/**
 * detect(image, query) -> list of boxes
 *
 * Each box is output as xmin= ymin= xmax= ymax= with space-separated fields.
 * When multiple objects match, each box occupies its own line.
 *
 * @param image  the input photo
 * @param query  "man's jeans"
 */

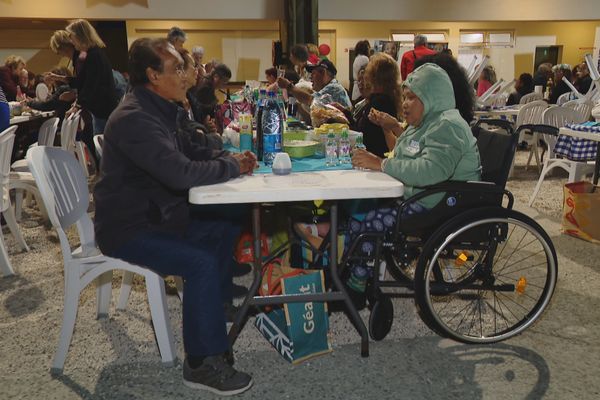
xmin=111 ymin=219 xmax=239 ymax=358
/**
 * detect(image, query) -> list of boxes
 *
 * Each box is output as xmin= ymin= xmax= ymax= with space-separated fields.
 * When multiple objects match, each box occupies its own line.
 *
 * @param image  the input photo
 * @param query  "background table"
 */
xmin=559 ymin=127 xmax=600 ymax=184
xmin=9 ymin=111 xmax=55 ymax=161
xmin=190 ymin=169 xmax=404 ymax=357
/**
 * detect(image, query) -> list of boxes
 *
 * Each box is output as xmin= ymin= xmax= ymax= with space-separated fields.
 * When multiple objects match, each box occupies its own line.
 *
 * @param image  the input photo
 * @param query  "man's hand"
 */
xmin=232 ymin=151 xmax=258 ymax=175
xmin=203 ymin=115 xmax=217 ymax=133
xmin=351 ymin=148 xmax=384 ymax=171
xmin=368 ymin=108 xmax=400 ymax=131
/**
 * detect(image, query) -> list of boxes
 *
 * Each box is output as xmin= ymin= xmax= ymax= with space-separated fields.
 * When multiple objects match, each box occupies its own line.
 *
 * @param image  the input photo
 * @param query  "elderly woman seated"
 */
xmin=350 ymin=63 xmax=481 ymax=234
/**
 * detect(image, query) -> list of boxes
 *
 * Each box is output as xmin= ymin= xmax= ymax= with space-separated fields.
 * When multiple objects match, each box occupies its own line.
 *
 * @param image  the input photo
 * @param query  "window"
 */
xmin=460 ymin=30 xmax=514 ymax=48
xmin=391 ymin=31 xmax=447 ymax=44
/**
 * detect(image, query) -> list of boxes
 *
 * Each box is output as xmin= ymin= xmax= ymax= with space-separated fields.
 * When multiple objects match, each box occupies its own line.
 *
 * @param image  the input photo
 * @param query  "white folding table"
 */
xmin=189 ymin=169 xmax=404 ymax=357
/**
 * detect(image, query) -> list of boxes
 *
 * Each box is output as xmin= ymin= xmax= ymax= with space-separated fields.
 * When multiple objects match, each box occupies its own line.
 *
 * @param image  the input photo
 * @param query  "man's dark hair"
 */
xmin=211 ymin=63 xmax=232 ymax=80
xmin=415 ymin=53 xmax=475 ymax=123
xmin=128 ymin=38 xmax=173 ymax=86
xmin=284 ymin=69 xmax=300 ymax=84
xmin=518 ymin=73 xmax=534 ymax=95
xmin=354 ymin=40 xmax=370 ymax=57
xmin=290 ymin=44 xmax=309 ymax=63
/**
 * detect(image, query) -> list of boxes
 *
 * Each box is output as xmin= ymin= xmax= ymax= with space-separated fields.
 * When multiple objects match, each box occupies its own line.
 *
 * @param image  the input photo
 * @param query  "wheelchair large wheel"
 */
xmin=414 ymin=208 xmax=557 ymax=344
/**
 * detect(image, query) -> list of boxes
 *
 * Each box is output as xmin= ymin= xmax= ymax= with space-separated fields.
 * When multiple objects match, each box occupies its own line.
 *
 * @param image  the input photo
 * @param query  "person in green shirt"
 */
xmin=352 ymin=62 xmax=481 ymax=210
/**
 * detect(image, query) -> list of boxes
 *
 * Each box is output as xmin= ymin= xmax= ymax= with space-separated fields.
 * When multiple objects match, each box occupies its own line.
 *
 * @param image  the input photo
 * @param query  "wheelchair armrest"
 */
xmin=393 ymin=180 xmax=514 ymax=232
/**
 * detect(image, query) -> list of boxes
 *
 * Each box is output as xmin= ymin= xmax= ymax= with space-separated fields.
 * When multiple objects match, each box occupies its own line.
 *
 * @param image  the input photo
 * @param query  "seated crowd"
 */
xmin=2 ymin=24 xmax=595 ymax=397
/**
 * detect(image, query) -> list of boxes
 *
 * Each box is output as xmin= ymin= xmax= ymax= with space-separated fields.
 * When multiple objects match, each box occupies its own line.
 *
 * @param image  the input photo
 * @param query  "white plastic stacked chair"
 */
xmin=0 ymin=127 xmax=30 ymax=277
xmin=519 ymin=92 xmax=543 ymax=104
xmin=528 ymin=107 xmax=595 ymax=206
xmin=563 ymin=99 xmax=594 ymax=122
xmin=515 ymin=100 xmax=548 ymax=172
xmin=93 ymin=134 xmax=104 ymax=159
xmin=26 ymin=146 xmax=176 ymax=373
xmin=556 ymin=91 xmax=576 ymax=106
xmin=59 ymin=112 xmax=90 ymax=177
xmin=10 ymin=117 xmax=59 ymax=220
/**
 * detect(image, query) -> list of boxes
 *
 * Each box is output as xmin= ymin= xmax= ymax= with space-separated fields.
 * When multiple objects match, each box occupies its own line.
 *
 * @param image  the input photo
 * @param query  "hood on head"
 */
xmin=403 ymin=63 xmax=455 ymax=117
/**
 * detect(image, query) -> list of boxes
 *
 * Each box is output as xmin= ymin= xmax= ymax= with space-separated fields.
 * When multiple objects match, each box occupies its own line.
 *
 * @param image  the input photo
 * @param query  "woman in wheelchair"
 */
xmin=344 ymin=63 xmax=557 ymax=344
xmin=350 ymin=63 xmax=480 ymax=249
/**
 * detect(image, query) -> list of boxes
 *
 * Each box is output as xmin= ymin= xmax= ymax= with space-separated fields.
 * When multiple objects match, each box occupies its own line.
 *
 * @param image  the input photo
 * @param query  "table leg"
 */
xmin=594 ymin=142 xmax=600 ymax=185
xmin=228 ymin=203 xmax=262 ymax=350
xmin=328 ymin=202 xmax=370 ymax=357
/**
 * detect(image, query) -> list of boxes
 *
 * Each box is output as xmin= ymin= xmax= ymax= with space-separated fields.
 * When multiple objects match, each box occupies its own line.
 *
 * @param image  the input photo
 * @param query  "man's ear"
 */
xmin=146 ymin=67 xmax=159 ymax=84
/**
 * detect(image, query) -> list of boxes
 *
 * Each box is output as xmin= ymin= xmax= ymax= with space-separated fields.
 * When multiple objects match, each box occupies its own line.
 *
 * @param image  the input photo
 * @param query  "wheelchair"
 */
xmin=337 ymin=119 xmax=558 ymax=344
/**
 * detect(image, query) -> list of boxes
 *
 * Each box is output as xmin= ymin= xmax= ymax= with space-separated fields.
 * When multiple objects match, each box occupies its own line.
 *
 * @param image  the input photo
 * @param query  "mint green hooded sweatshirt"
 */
xmin=382 ymin=63 xmax=481 ymax=209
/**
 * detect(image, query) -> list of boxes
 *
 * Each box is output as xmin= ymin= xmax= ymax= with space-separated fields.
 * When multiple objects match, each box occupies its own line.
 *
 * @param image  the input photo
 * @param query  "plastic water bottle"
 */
xmin=287 ymin=96 xmax=297 ymax=118
xmin=338 ymin=128 xmax=351 ymax=164
xmin=353 ymin=133 xmax=366 ymax=152
xmin=261 ymin=91 xmax=283 ymax=166
xmin=254 ymin=89 xmax=267 ymax=161
xmin=325 ymin=130 xmax=338 ymax=167
xmin=347 ymin=265 xmax=369 ymax=293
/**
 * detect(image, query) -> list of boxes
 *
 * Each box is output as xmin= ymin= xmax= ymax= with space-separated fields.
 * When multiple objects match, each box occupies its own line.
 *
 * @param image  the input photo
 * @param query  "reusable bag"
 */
xmin=562 ymin=181 xmax=600 ymax=243
xmin=255 ymin=269 xmax=332 ymax=364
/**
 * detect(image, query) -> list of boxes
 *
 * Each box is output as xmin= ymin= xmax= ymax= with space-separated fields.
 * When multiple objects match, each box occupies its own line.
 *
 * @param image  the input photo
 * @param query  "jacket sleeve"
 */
xmin=114 ymin=115 xmax=240 ymax=190
xmin=400 ymin=53 xmax=409 ymax=81
xmin=383 ymin=122 xmax=465 ymax=187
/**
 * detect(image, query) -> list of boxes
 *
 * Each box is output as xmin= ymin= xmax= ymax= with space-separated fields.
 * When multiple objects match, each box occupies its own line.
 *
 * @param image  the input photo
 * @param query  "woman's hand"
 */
xmin=368 ymin=108 xmax=399 ymax=131
xmin=351 ymin=148 xmax=384 ymax=171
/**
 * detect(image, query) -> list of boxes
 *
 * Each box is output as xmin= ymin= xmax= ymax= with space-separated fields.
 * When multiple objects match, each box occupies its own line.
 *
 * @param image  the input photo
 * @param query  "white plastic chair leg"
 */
xmin=75 ymin=142 xmax=89 ymax=177
xmin=117 ymin=270 xmax=134 ymax=310
xmin=528 ymin=161 xmax=554 ymax=207
xmin=145 ymin=273 xmax=177 ymax=366
xmin=51 ymin=282 xmax=80 ymax=374
xmin=3 ymin=205 xmax=29 ymax=252
xmin=0 ymin=233 xmax=15 ymax=277
xmin=96 ymin=271 xmax=112 ymax=318
xmin=14 ymin=189 xmax=23 ymax=222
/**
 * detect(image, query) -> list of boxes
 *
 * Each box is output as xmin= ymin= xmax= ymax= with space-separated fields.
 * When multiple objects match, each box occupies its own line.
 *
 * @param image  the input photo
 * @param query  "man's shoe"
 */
xmin=183 ymin=355 xmax=253 ymax=396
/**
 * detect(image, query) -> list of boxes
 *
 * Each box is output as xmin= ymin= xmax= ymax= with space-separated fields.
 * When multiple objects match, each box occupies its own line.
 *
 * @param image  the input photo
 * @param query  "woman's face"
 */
xmin=402 ymin=87 xmax=424 ymax=127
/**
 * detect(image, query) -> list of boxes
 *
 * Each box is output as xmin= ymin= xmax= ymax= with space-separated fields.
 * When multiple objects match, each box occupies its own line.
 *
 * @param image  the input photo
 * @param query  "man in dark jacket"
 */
xmin=93 ymin=38 xmax=255 ymax=396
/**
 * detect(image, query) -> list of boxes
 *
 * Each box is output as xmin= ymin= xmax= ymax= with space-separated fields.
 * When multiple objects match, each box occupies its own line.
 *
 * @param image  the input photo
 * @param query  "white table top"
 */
xmin=559 ymin=127 xmax=600 ymax=142
xmin=189 ymin=169 xmax=404 ymax=205
xmin=9 ymin=111 xmax=54 ymax=125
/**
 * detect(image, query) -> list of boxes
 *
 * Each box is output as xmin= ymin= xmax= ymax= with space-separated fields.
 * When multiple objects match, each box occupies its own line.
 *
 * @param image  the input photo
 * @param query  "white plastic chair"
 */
xmin=26 ymin=146 xmax=176 ymax=373
xmin=528 ymin=107 xmax=595 ymax=206
xmin=59 ymin=112 xmax=90 ymax=177
xmin=519 ymin=92 xmax=543 ymax=104
xmin=556 ymin=91 xmax=576 ymax=106
xmin=514 ymin=100 xmax=548 ymax=172
xmin=11 ymin=117 xmax=59 ymax=220
xmin=563 ymin=99 xmax=594 ymax=122
xmin=0 ymin=127 xmax=30 ymax=277
xmin=93 ymin=134 xmax=104 ymax=159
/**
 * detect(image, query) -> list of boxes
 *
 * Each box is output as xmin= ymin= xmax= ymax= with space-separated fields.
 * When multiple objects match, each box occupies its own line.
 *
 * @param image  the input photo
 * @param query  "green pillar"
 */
xmin=280 ymin=0 xmax=318 ymax=64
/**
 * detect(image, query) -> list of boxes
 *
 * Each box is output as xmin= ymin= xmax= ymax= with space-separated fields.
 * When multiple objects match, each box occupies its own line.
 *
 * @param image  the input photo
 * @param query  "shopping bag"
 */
xmin=562 ymin=181 xmax=600 ymax=243
xmin=254 ymin=270 xmax=332 ymax=364
xmin=235 ymin=232 xmax=269 ymax=264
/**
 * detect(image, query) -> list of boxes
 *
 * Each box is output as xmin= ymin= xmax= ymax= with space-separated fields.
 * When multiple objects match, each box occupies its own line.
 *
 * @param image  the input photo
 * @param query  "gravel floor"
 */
xmin=1 ymin=150 xmax=599 ymax=399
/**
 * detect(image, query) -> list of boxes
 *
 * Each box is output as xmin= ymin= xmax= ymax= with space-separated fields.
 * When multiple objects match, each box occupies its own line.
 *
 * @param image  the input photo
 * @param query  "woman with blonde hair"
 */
xmin=63 ymin=19 xmax=118 ymax=134
xmin=48 ymin=30 xmax=86 ymax=84
xmin=358 ymin=52 xmax=401 ymax=157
